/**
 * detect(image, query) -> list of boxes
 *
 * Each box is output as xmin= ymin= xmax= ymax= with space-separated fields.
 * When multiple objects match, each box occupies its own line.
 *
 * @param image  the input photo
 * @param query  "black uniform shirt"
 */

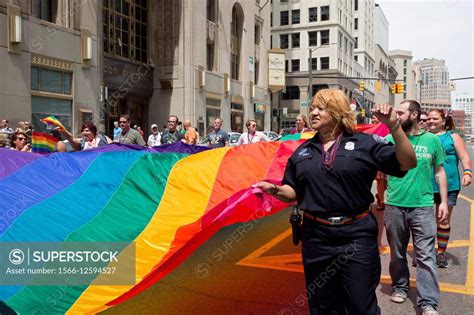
xmin=282 ymin=131 xmax=407 ymax=216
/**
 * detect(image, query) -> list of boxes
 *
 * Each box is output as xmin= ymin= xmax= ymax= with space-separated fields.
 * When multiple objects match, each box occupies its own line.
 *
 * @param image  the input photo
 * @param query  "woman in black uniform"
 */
xmin=255 ymin=89 xmax=416 ymax=314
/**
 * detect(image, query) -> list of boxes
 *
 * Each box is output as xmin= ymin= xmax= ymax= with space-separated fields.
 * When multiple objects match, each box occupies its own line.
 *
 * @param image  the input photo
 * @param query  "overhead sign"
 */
xmin=268 ymin=49 xmax=285 ymax=92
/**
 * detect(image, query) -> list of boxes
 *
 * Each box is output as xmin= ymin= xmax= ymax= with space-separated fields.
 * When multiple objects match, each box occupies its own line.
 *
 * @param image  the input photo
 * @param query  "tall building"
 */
xmin=102 ymin=0 xmax=271 ymax=136
xmin=373 ymin=3 xmax=397 ymax=107
xmin=453 ymin=93 xmax=474 ymax=135
xmin=353 ymin=0 xmax=375 ymax=103
xmin=0 ymin=1 xmax=100 ymax=135
xmin=271 ymin=0 xmax=360 ymax=129
xmin=413 ymin=58 xmax=451 ymax=111
xmin=389 ymin=49 xmax=417 ymax=106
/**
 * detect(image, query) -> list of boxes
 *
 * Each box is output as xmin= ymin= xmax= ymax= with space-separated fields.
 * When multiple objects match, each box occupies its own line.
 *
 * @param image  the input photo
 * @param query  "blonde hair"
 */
xmin=309 ymin=89 xmax=356 ymax=136
xmin=296 ymin=114 xmax=310 ymax=128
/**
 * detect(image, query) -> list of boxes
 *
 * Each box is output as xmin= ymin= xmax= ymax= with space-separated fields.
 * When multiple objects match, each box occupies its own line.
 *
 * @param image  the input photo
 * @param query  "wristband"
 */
xmin=464 ymin=169 xmax=472 ymax=177
xmin=270 ymin=184 xmax=279 ymax=195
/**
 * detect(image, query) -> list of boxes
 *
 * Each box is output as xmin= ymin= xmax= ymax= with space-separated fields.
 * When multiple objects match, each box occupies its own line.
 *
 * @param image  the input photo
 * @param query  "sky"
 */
xmin=375 ymin=0 xmax=474 ymax=99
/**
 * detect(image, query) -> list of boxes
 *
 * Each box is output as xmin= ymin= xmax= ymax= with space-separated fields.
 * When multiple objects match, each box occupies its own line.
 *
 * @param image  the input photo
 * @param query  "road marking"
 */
xmin=459 ymin=194 xmax=474 ymax=294
xmin=238 ymin=195 xmax=474 ymax=296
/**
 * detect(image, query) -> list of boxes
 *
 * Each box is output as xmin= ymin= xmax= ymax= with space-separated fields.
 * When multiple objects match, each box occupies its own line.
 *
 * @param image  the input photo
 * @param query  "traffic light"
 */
xmin=359 ymin=81 xmax=365 ymax=91
xmin=391 ymin=83 xmax=397 ymax=94
xmin=397 ymin=83 xmax=404 ymax=94
xmin=375 ymin=80 xmax=381 ymax=92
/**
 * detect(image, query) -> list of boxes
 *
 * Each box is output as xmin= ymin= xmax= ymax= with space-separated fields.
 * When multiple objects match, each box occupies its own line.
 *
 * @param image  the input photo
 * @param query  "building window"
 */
xmin=281 ymin=0 xmax=288 ymax=2
xmin=309 ymin=7 xmax=317 ymax=22
xmin=321 ymin=6 xmax=330 ymax=21
xmin=280 ymin=34 xmax=289 ymax=49
xmin=320 ymin=30 xmax=330 ymax=45
xmin=282 ymin=86 xmax=300 ymax=100
xmin=206 ymin=99 xmax=221 ymax=133
xmin=354 ymin=36 xmax=358 ymax=49
xmin=280 ymin=11 xmax=289 ymax=25
xmin=270 ymin=12 xmax=272 ymax=27
xmin=310 ymin=58 xmax=317 ymax=71
xmin=320 ymin=57 xmax=330 ymax=69
xmin=354 ymin=18 xmax=358 ymax=30
xmin=285 ymin=60 xmax=288 ymax=72
xmin=308 ymin=31 xmax=317 ymax=46
xmin=292 ymin=9 xmax=300 ymax=24
xmin=231 ymin=103 xmax=244 ymax=132
xmin=207 ymin=0 xmax=217 ymax=71
xmin=354 ymin=0 xmax=358 ymax=11
xmin=291 ymin=33 xmax=300 ymax=48
xmin=103 ymin=0 xmax=148 ymax=63
xmin=291 ymin=59 xmax=300 ymax=72
xmin=338 ymin=32 xmax=343 ymax=48
xmin=230 ymin=5 xmax=243 ymax=80
xmin=34 ymin=0 xmax=54 ymax=22
xmin=31 ymin=66 xmax=73 ymax=132
xmin=404 ymin=59 xmax=407 ymax=67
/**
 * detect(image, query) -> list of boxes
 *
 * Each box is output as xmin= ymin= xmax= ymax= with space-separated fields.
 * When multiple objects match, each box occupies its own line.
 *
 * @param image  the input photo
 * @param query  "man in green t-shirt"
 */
xmin=384 ymin=100 xmax=448 ymax=315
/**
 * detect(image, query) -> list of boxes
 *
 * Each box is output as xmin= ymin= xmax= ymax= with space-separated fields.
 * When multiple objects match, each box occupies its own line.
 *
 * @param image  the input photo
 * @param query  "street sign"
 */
xmin=268 ymin=49 xmax=286 ymax=92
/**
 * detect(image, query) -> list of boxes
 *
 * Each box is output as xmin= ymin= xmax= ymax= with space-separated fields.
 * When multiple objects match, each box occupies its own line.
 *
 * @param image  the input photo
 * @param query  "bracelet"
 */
xmin=389 ymin=119 xmax=401 ymax=132
xmin=270 ymin=184 xmax=279 ymax=195
xmin=464 ymin=169 xmax=472 ymax=177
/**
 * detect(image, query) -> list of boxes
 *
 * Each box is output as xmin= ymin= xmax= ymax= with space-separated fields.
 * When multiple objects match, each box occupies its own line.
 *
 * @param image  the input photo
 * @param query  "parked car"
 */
xmin=228 ymin=132 xmax=241 ymax=146
xmin=263 ymin=131 xmax=280 ymax=141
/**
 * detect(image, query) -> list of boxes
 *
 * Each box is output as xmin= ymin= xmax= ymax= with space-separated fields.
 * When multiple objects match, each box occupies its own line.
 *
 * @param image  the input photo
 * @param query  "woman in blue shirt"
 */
xmin=427 ymin=109 xmax=472 ymax=268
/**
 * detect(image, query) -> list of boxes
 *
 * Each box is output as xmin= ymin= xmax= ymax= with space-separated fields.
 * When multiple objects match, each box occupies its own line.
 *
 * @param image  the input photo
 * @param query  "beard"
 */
xmin=401 ymin=117 xmax=414 ymax=132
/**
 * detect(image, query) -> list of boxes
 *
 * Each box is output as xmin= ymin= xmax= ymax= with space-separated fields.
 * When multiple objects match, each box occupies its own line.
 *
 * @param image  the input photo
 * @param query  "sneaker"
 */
xmin=390 ymin=291 xmax=407 ymax=303
xmin=437 ymin=253 xmax=448 ymax=268
xmin=421 ymin=306 xmax=438 ymax=315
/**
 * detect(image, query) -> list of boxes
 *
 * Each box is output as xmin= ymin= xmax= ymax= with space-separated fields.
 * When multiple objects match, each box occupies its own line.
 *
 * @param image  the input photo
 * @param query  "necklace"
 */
xmin=321 ymin=133 xmax=343 ymax=170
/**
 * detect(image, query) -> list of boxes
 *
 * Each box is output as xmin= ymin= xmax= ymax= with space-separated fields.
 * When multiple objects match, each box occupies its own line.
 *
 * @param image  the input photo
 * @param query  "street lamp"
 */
xmin=308 ymin=42 xmax=337 ymax=100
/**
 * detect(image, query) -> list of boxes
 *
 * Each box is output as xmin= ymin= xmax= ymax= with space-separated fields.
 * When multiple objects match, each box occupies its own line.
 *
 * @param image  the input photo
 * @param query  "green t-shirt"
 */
xmin=386 ymin=131 xmax=445 ymax=207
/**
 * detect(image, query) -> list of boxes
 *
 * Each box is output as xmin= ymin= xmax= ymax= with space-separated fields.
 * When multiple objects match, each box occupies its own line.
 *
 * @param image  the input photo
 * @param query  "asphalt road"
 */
xmin=105 ymin=145 xmax=474 ymax=315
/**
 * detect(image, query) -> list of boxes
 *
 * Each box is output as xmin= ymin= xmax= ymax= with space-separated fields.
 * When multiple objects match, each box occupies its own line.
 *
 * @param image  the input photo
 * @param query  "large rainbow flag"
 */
xmin=0 ymin=141 xmax=302 ymax=314
xmin=0 ymin=124 xmax=388 ymax=313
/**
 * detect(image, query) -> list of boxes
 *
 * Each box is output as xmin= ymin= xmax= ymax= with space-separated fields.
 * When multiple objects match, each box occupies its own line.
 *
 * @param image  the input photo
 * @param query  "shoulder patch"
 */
xmin=372 ymin=134 xmax=389 ymax=144
xmin=298 ymin=148 xmax=311 ymax=157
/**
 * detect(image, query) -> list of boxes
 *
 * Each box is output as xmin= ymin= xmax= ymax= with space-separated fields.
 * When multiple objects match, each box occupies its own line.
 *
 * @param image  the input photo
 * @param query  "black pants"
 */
xmin=301 ymin=213 xmax=381 ymax=315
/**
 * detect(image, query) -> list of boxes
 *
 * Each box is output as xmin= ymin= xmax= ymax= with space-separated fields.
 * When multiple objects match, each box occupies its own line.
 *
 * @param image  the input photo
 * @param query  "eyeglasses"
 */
xmin=168 ymin=120 xmax=177 ymax=123
xmin=420 ymin=119 xmax=427 ymax=122
xmin=17 ymin=137 xmax=26 ymax=141
xmin=249 ymin=124 xmax=257 ymax=127
xmin=119 ymin=121 xmax=128 ymax=124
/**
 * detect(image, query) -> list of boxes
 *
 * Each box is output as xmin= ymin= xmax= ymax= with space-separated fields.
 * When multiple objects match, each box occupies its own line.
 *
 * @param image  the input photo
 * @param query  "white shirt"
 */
xmin=147 ymin=133 xmax=161 ymax=147
xmin=237 ymin=132 xmax=269 ymax=145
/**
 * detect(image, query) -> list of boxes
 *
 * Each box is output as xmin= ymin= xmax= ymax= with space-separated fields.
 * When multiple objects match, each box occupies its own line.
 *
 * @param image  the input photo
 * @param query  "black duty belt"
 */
xmin=303 ymin=210 xmax=371 ymax=226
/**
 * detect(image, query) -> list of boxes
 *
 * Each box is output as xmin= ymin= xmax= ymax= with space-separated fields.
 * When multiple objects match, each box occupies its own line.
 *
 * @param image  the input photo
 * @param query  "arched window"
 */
xmin=230 ymin=4 xmax=244 ymax=80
